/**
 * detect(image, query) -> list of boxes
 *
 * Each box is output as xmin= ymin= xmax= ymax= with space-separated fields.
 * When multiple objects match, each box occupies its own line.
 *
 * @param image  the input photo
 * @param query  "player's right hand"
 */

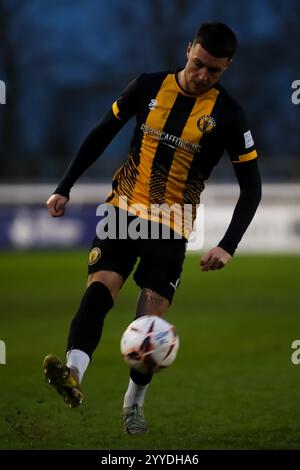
xmin=46 ymin=194 xmax=69 ymax=217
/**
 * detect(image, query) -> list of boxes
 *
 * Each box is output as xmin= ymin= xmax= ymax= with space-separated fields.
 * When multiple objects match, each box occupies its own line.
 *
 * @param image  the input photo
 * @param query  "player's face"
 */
xmin=183 ymin=42 xmax=231 ymax=95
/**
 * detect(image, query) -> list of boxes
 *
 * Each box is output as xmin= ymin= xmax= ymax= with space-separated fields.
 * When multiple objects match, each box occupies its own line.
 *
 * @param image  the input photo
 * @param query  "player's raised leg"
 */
xmin=122 ymin=288 xmax=169 ymax=434
xmin=43 ymin=270 xmax=122 ymax=407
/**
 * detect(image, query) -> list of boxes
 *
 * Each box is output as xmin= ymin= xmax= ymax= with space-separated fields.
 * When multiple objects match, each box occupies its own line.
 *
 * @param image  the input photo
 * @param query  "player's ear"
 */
xmin=226 ymin=58 xmax=233 ymax=68
xmin=186 ymin=42 xmax=192 ymax=59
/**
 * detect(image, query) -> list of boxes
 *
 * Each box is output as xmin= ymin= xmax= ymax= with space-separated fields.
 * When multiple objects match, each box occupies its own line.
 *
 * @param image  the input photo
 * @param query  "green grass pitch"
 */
xmin=0 ymin=251 xmax=300 ymax=450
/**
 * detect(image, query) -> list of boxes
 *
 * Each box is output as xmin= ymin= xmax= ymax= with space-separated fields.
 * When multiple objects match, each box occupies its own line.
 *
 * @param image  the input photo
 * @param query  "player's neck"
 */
xmin=176 ymin=69 xmax=193 ymax=95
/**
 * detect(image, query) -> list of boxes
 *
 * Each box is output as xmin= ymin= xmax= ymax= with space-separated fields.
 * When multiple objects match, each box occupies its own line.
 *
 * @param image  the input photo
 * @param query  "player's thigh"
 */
xmin=87 ymin=237 xmax=137 ymax=300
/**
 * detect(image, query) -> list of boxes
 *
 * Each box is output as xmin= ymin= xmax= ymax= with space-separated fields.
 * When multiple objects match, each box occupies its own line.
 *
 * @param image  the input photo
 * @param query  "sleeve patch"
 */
xmin=244 ymin=130 xmax=254 ymax=149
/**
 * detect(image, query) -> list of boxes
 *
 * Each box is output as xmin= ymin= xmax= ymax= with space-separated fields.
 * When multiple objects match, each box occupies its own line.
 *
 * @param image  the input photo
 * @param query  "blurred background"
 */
xmin=0 ymin=0 xmax=300 ymax=181
xmin=0 ymin=0 xmax=299 ymax=251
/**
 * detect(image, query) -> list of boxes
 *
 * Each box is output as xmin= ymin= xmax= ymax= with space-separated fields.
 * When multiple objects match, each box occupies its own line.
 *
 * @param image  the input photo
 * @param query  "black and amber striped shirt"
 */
xmin=106 ymin=71 xmax=257 ymax=236
xmin=55 ymin=70 xmax=261 ymax=251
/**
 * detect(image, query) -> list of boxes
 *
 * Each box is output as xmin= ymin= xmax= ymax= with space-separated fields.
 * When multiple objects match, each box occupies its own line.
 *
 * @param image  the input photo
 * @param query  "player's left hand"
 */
xmin=200 ymin=246 xmax=232 ymax=272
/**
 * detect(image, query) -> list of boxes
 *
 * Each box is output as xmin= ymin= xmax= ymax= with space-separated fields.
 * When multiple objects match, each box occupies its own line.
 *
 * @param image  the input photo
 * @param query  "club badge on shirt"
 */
xmin=197 ymin=115 xmax=216 ymax=133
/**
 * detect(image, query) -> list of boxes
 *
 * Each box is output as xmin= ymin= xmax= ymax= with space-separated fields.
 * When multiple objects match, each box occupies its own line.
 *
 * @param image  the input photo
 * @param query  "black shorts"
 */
xmin=87 ymin=210 xmax=187 ymax=303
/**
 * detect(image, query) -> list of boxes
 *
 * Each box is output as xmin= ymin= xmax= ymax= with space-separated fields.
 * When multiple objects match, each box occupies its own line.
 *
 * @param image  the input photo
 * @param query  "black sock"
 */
xmin=130 ymin=368 xmax=153 ymax=386
xmin=67 ymin=281 xmax=114 ymax=359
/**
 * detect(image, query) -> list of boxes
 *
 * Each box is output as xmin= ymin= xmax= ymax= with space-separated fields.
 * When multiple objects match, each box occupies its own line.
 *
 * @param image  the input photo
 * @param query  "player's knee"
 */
xmin=88 ymin=271 xmax=123 ymax=301
xmin=135 ymin=288 xmax=170 ymax=318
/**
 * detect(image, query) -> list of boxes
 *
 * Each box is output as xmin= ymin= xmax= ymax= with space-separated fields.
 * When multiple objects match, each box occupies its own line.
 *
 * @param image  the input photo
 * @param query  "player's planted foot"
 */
xmin=43 ymin=354 xmax=83 ymax=408
xmin=122 ymin=404 xmax=148 ymax=435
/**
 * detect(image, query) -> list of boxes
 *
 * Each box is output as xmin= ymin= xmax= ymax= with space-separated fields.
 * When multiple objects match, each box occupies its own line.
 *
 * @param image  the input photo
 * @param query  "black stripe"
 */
xmin=183 ymin=90 xmax=221 ymax=209
xmin=149 ymin=94 xmax=196 ymax=204
xmin=183 ymin=134 xmax=209 ymax=207
xmin=125 ymin=73 xmax=169 ymax=205
xmin=132 ymin=74 xmax=169 ymax=162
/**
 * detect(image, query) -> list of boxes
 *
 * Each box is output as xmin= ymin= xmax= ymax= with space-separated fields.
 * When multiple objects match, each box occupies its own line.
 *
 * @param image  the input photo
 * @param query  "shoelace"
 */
xmin=126 ymin=407 xmax=145 ymax=428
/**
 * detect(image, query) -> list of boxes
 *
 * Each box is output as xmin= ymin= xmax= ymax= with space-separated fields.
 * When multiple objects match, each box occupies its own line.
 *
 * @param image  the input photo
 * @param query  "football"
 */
xmin=120 ymin=315 xmax=179 ymax=374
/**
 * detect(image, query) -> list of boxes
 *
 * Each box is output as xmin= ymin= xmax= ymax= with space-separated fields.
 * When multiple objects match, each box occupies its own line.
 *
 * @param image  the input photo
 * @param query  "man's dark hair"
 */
xmin=193 ymin=22 xmax=237 ymax=59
